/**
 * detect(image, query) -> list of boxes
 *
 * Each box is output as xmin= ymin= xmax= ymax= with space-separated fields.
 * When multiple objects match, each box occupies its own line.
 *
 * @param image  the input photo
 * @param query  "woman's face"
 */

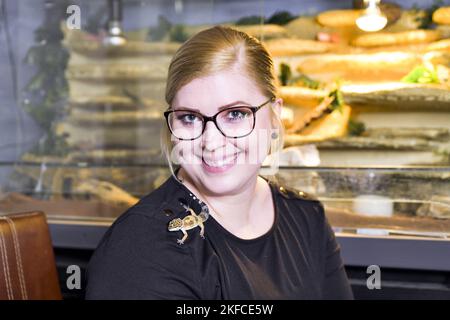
xmin=170 ymin=68 xmax=281 ymax=196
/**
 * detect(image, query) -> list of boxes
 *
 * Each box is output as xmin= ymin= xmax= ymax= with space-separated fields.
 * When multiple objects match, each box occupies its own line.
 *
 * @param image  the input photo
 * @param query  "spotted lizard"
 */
xmin=168 ymin=204 xmax=209 ymax=245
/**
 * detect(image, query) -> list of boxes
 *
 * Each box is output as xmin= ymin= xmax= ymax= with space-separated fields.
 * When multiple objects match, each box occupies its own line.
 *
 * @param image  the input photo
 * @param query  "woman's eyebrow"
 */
xmin=172 ymin=106 xmax=201 ymax=112
xmin=218 ymin=100 xmax=251 ymax=110
xmin=173 ymin=101 xmax=251 ymax=112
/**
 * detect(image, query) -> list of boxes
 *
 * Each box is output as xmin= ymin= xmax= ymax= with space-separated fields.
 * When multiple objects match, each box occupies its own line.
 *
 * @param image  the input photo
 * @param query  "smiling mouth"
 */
xmin=201 ymin=153 xmax=239 ymax=168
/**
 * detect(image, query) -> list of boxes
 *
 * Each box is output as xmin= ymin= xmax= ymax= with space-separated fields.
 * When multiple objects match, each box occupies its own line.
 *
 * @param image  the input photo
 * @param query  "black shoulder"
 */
xmin=274 ymin=183 xmax=326 ymax=227
xmin=86 ymin=211 xmax=201 ymax=299
xmin=276 ymin=185 xmax=321 ymax=203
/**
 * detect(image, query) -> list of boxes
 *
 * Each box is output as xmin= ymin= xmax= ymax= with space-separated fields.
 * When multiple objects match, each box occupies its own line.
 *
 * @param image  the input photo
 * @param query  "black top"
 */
xmin=85 ymin=172 xmax=353 ymax=300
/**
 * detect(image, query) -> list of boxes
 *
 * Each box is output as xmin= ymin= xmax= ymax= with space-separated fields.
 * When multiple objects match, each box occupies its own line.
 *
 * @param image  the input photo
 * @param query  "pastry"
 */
xmin=316 ymin=10 xmax=363 ymax=27
xmin=427 ymin=39 xmax=450 ymax=52
xmin=352 ymin=30 xmax=441 ymax=47
xmin=280 ymin=86 xmax=327 ymax=108
xmin=295 ymin=52 xmax=421 ymax=82
xmin=264 ymin=38 xmax=335 ymax=56
xmin=284 ymin=105 xmax=351 ymax=145
xmin=432 ymin=6 xmax=450 ymax=25
xmin=234 ymin=24 xmax=289 ymax=39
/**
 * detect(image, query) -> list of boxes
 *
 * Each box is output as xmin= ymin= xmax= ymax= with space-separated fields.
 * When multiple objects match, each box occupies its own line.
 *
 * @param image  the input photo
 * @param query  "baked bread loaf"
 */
xmin=234 ymin=24 xmax=289 ymax=39
xmin=316 ymin=10 xmax=363 ymax=27
xmin=284 ymin=105 xmax=351 ymax=145
xmin=432 ymin=6 xmax=450 ymax=25
xmin=295 ymin=52 xmax=421 ymax=82
xmin=280 ymin=86 xmax=327 ymax=108
xmin=427 ymin=39 xmax=450 ymax=52
xmin=264 ymin=38 xmax=335 ymax=56
xmin=352 ymin=30 xmax=441 ymax=47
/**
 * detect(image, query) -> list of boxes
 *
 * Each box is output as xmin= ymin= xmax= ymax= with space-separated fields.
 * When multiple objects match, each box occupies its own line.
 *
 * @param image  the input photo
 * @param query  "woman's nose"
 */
xmin=201 ymin=121 xmax=226 ymax=151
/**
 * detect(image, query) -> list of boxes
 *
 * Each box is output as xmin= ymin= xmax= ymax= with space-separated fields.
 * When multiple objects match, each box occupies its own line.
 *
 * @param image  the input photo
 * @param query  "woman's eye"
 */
xmin=177 ymin=113 xmax=201 ymax=124
xmin=226 ymin=109 xmax=251 ymax=121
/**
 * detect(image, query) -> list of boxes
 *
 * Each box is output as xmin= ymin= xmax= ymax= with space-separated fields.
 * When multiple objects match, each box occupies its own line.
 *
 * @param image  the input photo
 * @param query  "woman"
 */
xmin=85 ymin=26 xmax=353 ymax=300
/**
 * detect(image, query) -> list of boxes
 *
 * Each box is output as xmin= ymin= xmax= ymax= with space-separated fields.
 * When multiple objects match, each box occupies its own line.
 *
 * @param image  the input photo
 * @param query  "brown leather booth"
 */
xmin=0 ymin=211 xmax=61 ymax=300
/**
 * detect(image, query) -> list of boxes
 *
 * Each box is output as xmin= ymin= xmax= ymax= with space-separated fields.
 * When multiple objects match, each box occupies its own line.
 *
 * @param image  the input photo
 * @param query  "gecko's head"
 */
xmin=168 ymin=218 xmax=183 ymax=231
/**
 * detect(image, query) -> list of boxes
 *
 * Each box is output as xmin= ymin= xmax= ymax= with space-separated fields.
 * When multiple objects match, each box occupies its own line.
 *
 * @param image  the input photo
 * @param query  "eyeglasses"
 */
xmin=164 ymin=97 xmax=275 ymax=141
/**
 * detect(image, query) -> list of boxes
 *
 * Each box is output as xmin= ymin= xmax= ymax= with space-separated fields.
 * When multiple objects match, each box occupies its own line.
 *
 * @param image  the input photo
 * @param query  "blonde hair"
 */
xmin=160 ymin=25 xmax=284 ymax=178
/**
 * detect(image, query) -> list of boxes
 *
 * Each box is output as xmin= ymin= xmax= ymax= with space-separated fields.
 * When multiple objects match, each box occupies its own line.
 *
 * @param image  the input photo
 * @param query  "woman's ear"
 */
xmin=273 ymin=97 xmax=283 ymax=117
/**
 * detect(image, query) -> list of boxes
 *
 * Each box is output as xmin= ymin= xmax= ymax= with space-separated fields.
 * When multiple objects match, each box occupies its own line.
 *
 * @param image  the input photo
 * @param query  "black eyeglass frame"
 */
xmin=164 ymin=97 xmax=275 ymax=141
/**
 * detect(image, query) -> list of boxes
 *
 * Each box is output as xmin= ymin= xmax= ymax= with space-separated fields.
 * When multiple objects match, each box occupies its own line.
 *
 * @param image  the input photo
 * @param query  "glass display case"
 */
xmin=0 ymin=161 xmax=449 ymax=271
xmin=1 ymin=162 xmax=450 ymax=239
xmin=1 ymin=0 xmax=449 ymax=280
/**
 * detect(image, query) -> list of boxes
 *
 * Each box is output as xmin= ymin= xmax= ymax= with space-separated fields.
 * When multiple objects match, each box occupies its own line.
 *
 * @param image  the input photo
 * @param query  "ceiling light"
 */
xmin=103 ymin=0 xmax=127 ymax=47
xmin=356 ymin=0 xmax=388 ymax=32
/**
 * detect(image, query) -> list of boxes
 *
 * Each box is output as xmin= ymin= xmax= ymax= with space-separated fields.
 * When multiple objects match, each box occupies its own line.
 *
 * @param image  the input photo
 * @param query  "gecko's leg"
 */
xmin=178 ymin=229 xmax=188 ymax=245
xmin=198 ymin=220 xmax=205 ymax=239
